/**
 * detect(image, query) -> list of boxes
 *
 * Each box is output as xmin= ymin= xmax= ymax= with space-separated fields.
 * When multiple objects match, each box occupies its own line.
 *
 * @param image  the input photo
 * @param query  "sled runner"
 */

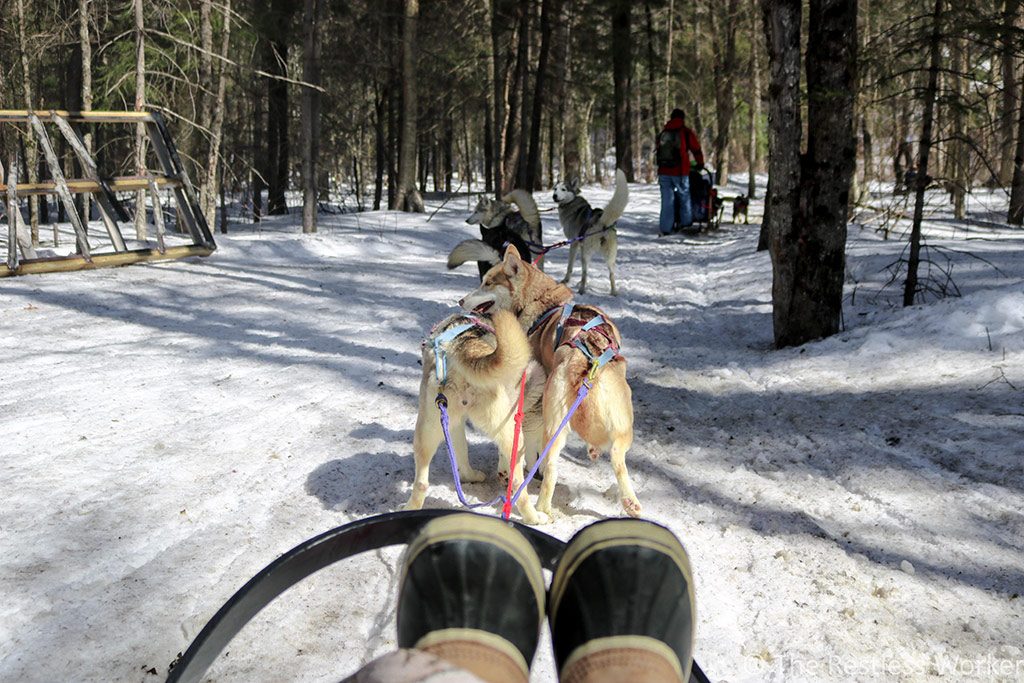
xmin=166 ymin=510 xmax=712 ymax=683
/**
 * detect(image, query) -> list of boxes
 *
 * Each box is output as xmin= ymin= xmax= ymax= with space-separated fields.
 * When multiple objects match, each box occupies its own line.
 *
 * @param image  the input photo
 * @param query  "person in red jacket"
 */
xmin=656 ymin=109 xmax=704 ymax=234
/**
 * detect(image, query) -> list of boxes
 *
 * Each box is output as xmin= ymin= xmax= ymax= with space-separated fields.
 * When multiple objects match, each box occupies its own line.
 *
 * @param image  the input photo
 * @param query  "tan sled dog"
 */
xmin=459 ymin=247 xmax=641 ymax=519
xmin=404 ymin=309 xmax=550 ymax=525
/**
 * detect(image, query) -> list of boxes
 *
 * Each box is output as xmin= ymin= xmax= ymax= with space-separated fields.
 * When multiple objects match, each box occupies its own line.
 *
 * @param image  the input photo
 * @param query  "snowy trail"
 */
xmin=1 ymin=179 xmax=1022 ymax=682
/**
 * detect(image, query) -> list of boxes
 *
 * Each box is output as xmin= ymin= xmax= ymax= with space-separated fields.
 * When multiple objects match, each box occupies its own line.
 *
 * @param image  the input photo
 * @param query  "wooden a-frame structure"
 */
xmin=1 ymin=109 xmax=215 ymax=277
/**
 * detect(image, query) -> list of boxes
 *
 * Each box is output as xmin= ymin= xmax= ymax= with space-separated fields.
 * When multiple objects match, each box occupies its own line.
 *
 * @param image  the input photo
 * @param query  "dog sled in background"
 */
xmin=551 ymin=168 xmax=629 ymax=296
xmin=448 ymin=190 xmax=543 ymax=279
xmin=404 ymin=309 xmax=552 ymax=525
xmin=671 ymin=167 xmax=725 ymax=234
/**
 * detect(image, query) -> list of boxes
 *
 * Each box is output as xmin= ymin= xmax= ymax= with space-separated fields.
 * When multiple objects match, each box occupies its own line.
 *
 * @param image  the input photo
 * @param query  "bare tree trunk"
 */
xmin=392 ymin=0 xmax=424 ymax=212
xmin=664 ymin=0 xmax=675 ymax=121
xmin=15 ymin=0 xmax=40 ymax=247
xmin=266 ymin=0 xmax=294 ymax=215
xmin=611 ymin=0 xmax=634 ymax=180
xmin=301 ymin=0 xmax=322 ymax=232
xmin=998 ymin=0 xmax=1020 ymax=186
xmin=483 ymin=1 xmax=495 ymax=195
xmin=903 ymin=0 xmax=942 ymax=306
xmin=713 ymin=0 xmax=741 ymax=185
xmin=526 ymin=0 xmax=554 ymax=191
xmin=79 ymin=0 xmax=93 ymax=224
xmin=373 ymin=87 xmax=385 ymax=210
xmin=491 ymin=0 xmax=506 ymax=197
xmin=748 ymin=0 xmax=761 ymax=199
xmin=503 ymin=0 xmax=528 ymax=191
xmin=204 ymin=0 xmax=232 ymax=231
xmin=643 ymin=0 xmax=660 ymax=180
xmin=763 ymin=0 xmax=857 ymax=346
xmin=1008 ymin=69 xmax=1024 ymax=223
xmin=198 ymin=0 xmax=214 ymax=221
xmin=252 ymin=84 xmax=265 ymax=221
xmin=133 ymin=0 xmax=147 ymax=241
xmin=950 ymin=35 xmax=966 ymax=219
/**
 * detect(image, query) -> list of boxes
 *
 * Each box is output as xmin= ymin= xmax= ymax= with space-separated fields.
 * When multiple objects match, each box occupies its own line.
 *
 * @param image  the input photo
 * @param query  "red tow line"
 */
xmin=502 ymin=370 xmax=528 ymax=520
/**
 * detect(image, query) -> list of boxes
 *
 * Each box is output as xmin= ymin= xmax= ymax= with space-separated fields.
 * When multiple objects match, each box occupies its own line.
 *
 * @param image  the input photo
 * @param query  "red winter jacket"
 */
xmin=657 ymin=117 xmax=704 ymax=176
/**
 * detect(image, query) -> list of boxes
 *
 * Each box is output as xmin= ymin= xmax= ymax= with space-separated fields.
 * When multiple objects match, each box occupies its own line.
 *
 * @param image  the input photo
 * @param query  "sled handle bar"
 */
xmin=166 ymin=509 xmax=711 ymax=683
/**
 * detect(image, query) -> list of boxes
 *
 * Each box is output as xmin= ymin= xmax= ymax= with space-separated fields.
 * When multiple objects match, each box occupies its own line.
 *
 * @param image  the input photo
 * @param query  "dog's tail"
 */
xmin=596 ymin=168 xmax=629 ymax=229
xmin=447 ymin=239 xmax=501 ymax=269
xmin=501 ymin=189 xmax=540 ymax=231
xmin=454 ymin=310 xmax=531 ymax=387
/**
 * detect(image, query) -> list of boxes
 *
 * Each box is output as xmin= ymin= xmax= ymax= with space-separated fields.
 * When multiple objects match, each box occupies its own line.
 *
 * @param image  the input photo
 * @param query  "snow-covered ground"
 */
xmin=1 ymin=177 xmax=1022 ymax=682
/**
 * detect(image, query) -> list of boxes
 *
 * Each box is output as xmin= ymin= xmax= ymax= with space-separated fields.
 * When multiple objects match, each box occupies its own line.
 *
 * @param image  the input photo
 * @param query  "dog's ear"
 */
xmin=502 ymin=245 xmax=523 ymax=276
xmin=570 ymin=176 xmax=580 ymax=190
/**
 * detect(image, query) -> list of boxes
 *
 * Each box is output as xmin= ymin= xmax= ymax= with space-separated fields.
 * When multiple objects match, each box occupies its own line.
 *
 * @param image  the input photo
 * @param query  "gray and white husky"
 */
xmin=551 ymin=169 xmax=628 ymax=296
xmin=449 ymin=190 xmax=543 ymax=278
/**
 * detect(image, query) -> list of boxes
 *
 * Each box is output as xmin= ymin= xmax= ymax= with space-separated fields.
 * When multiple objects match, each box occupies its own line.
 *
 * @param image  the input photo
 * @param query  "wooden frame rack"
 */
xmin=0 ymin=109 xmax=215 ymax=277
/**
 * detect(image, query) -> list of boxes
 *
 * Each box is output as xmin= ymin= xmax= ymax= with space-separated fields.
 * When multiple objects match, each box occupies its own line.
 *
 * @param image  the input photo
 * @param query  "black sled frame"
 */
xmin=166 ymin=510 xmax=712 ymax=683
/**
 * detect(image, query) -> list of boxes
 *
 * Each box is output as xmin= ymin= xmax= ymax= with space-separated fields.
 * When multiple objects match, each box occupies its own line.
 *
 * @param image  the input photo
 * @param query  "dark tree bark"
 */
xmin=712 ymin=0 xmax=741 ymax=184
xmin=505 ymin=0 xmax=528 ymax=191
xmin=525 ymin=0 xmax=554 ymax=191
xmin=392 ymin=0 xmax=424 ymax=212
xmin=748 ymin=0 xmax=762 ymax=199
xmin=490 ymin=0 xmax=506 ymax=197
xmin=643 ymin=0 xmax=659 ymax=130
xmin=611 ymin=0 xmax=634 ymax=180
xmin=762 ymin=0 xmax=857 ymax=347
xmin=1008 ymin=69 xmax=1024 ymax=223
xmin=265 ymin=0 xmax=294 ymax=215
xmin=998 ymin=0 xmax=1020 ymax=186
xmin=300 ymin=0 xmax=322 ymax=233
xmin=373 ymin=87 xmax=385 ymax=210
xmin=903 ymin=0 xmax=942 ymax=305
xmin=252 ymin=82 xmax=265 ymax=221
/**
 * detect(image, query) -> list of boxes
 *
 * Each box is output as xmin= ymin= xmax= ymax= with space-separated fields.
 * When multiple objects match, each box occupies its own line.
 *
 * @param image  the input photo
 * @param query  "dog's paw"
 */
xmin=460 ymin=468 xmax=486 ymax=484
xmin=577 ymin=284 xmax=587 ymax=294
xmin=521 ymin=510 xmax=552 ymax=525
xmin=559 ymin=276 xmax=570 ymax=284
xmin=587 ymin=446 xmax=601 ymax=461
xmin=622 ymin=497 xmax=643 ymax=518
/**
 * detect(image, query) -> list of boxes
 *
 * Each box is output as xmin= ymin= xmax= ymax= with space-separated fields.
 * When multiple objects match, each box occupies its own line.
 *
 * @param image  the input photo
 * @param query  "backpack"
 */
xmin=656 ymin=128 xmax=682 ymax=167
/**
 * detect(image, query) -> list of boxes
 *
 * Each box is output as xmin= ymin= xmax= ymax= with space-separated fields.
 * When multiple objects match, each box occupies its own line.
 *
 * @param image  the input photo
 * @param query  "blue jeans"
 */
xmin=658 ymin=174 xmax=691 ymax=234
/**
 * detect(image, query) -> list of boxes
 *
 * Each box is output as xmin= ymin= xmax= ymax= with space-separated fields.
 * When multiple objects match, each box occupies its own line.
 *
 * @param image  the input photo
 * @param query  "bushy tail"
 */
xmin=596 ymin=169 xmax=629 ymax=229
xmin=454 ymin=310 xmax=531 ymax=387
xmin=447 ymin=239 xmax=501 ymax=269
xmin=501 ymin=189 xmax=540 ymax=231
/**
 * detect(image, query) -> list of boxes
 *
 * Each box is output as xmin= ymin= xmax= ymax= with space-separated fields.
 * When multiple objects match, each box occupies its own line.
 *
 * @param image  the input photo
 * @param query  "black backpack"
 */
xmin=656 ymin=129 xmax=682 ymax=167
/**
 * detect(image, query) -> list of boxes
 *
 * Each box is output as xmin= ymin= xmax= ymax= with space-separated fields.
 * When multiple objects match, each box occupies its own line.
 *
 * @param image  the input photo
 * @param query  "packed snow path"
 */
xmin=1 ymin=179 xmax=1022 ymax=682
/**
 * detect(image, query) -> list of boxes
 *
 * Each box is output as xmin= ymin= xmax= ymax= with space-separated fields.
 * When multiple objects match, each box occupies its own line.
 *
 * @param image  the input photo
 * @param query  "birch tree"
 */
xmin=133 ymin=0 xmax=147 ymax=241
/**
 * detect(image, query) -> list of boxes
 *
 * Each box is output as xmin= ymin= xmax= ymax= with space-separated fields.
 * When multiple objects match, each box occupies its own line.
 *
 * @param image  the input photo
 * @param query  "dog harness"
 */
xmin=528 ymin=303 xmax=622 ymax=377
xmin=427 ymin=314 xmax=494 ymax=385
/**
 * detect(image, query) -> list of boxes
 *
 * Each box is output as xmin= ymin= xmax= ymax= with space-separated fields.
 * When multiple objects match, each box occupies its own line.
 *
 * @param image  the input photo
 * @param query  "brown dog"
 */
xmin=459 ymin=246 xmax=641 ymax=520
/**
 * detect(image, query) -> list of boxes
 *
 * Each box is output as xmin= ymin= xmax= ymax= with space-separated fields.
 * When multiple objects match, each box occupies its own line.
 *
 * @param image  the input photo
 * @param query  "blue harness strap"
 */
xmin=430 ymin=314 xmax=491 ymax=384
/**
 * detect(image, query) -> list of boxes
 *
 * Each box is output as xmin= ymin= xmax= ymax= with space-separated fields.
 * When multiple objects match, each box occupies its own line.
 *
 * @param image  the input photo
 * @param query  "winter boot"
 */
xmin=397 ymin=513 xmax=545 ymax=683
xmin=548 ymin=519 xmax=696 ymax=683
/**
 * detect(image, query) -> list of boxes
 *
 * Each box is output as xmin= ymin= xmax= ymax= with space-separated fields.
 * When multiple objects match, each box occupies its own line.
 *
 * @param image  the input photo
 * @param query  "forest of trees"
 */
xmin=2 ymin=0 xmax=1023 ymax=344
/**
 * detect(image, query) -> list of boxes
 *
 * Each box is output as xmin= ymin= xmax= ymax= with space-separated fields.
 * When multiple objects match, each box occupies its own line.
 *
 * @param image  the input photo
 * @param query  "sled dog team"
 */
xmin=405 ymin=171 xmax=640 ymax=524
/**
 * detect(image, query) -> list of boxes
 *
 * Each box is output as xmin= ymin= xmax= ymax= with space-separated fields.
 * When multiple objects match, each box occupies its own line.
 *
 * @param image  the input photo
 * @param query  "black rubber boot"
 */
xmin=548 ymin=519 xmax=696 ymax=683
xmin=397 ymin=513 xmax=545 ymax=683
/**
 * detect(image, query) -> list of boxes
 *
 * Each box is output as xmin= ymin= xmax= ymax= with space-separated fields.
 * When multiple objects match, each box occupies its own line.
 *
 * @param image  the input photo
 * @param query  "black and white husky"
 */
xmin=551 ymin=169 xmax=628 ymax=296
xmin=448 ymin=190 xmax=542 ymax=279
